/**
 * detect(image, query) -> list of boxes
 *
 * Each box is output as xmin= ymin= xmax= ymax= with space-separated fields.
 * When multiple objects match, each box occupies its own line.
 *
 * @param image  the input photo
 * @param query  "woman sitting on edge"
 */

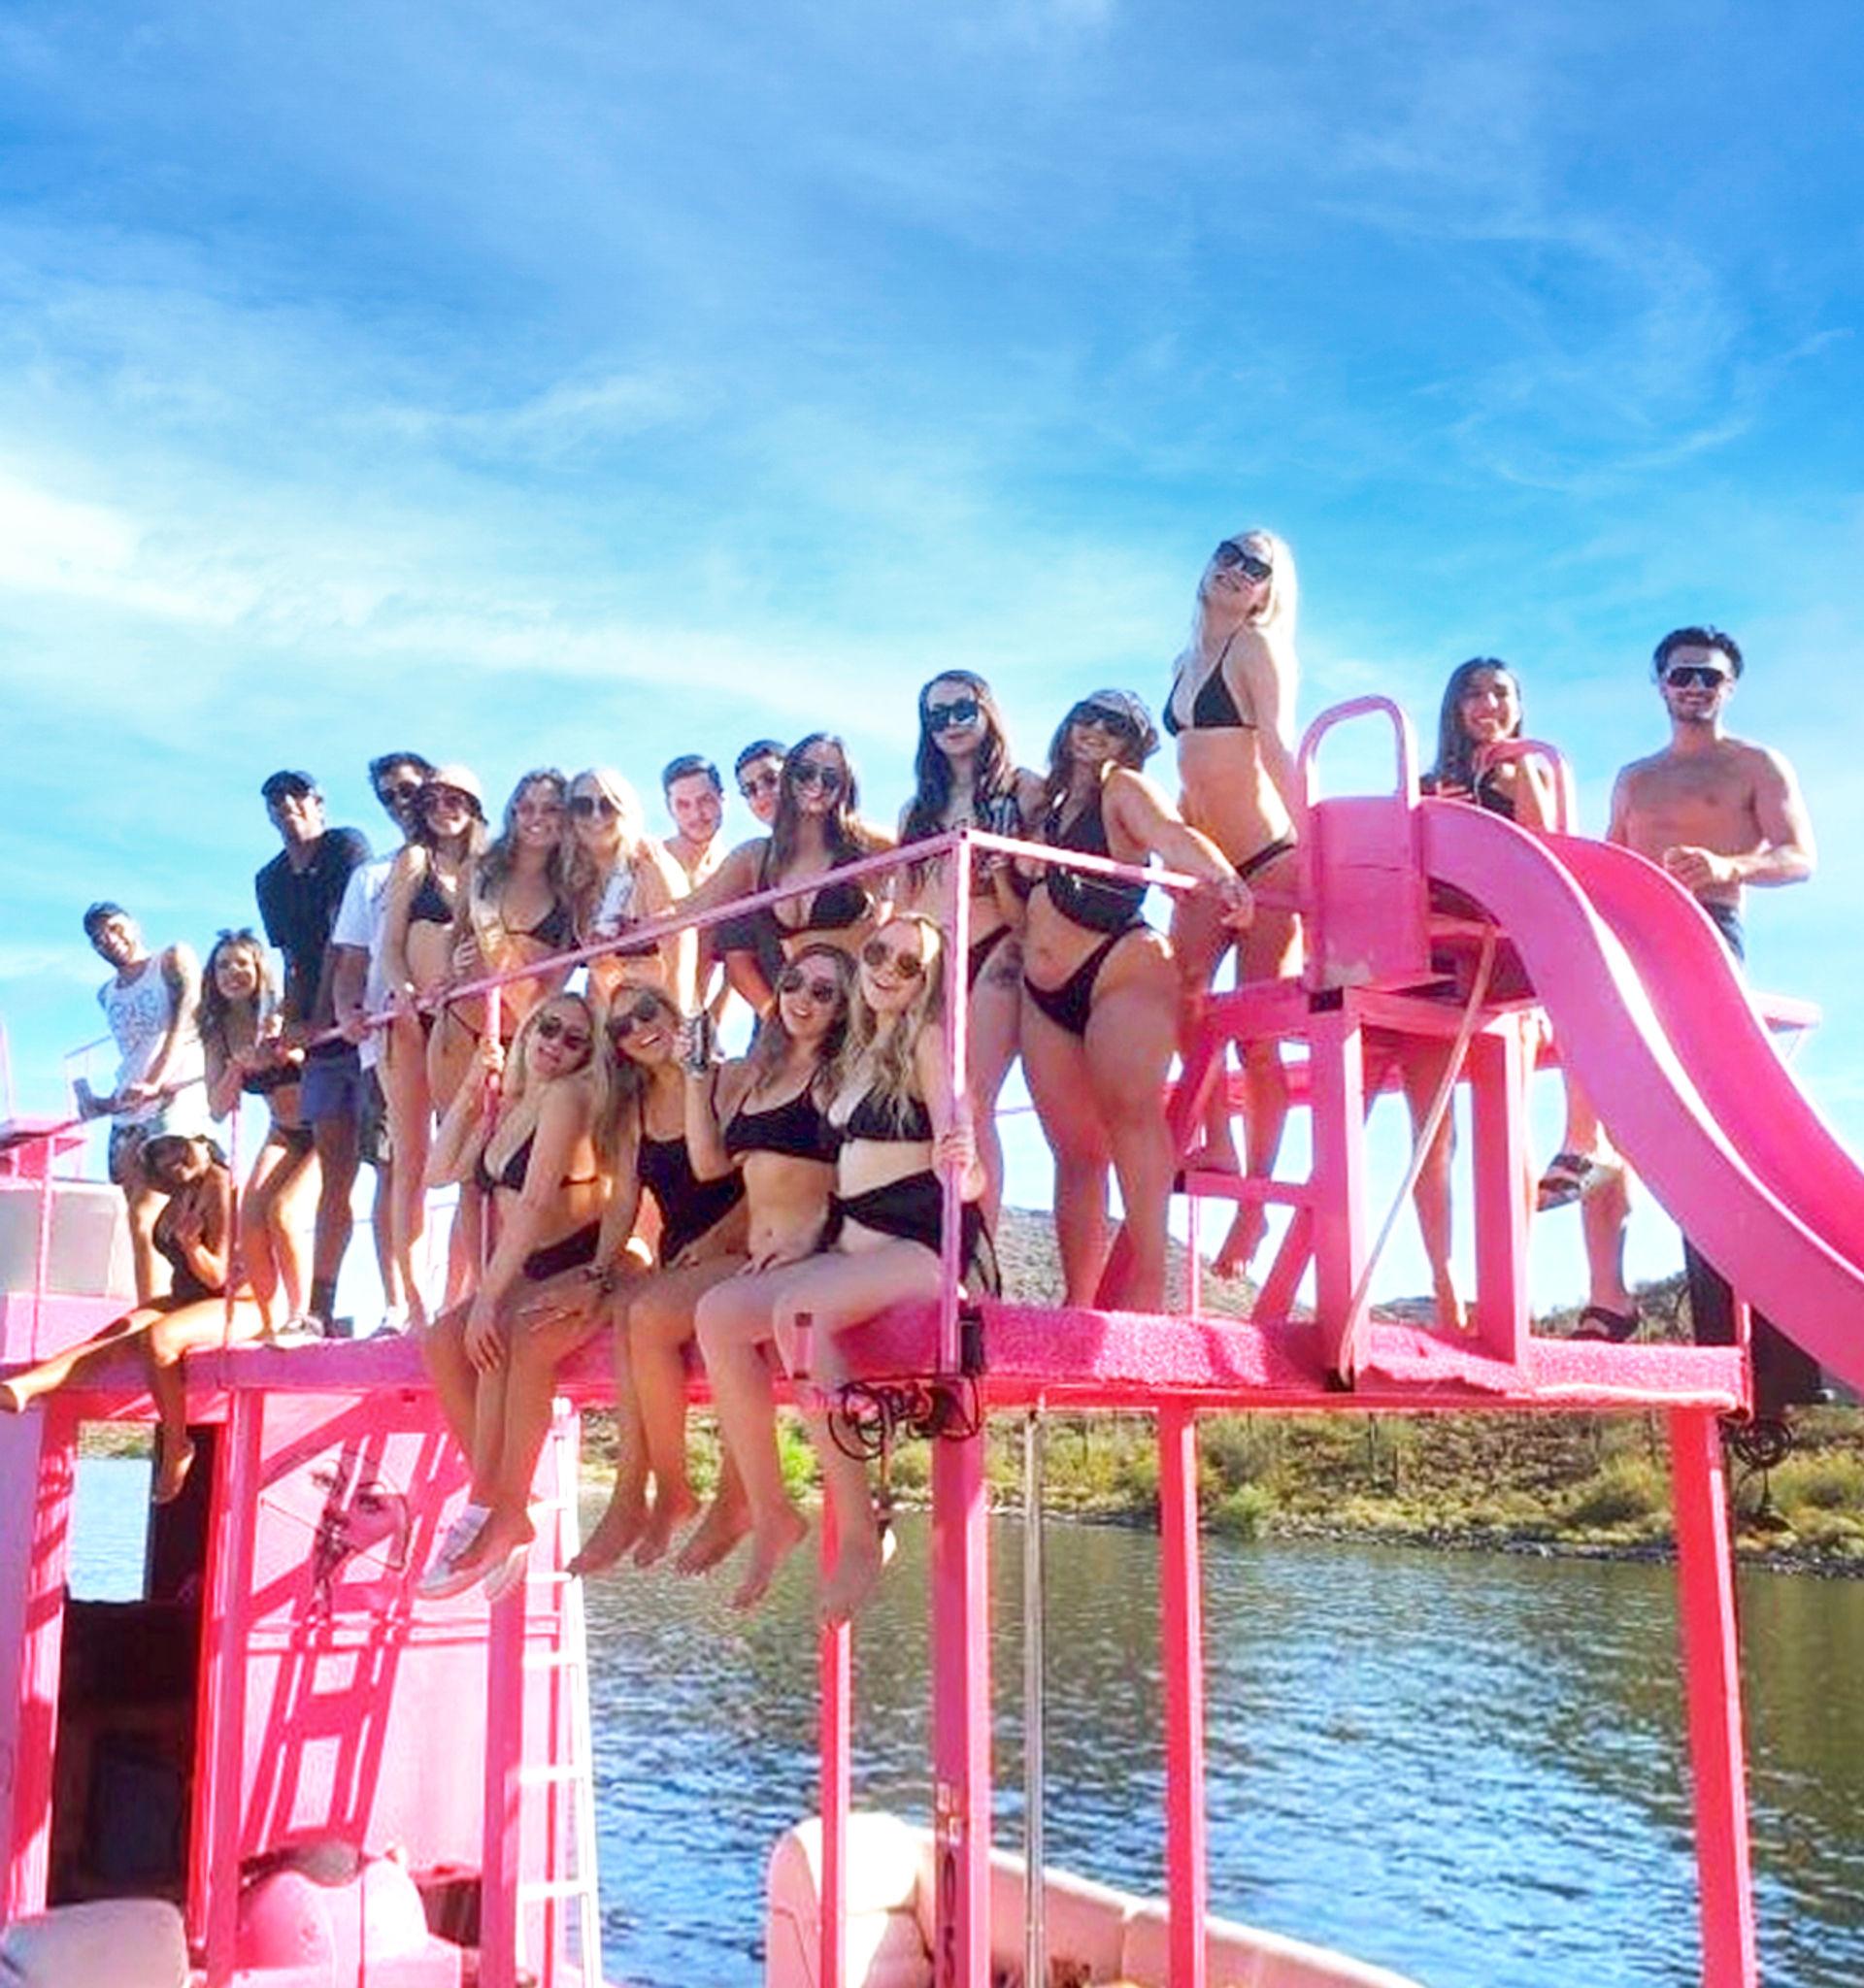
xmin=697 ymin=913 xmax=994 ymax=1623
xmin=1020 ymin=690 xmax=1250 ymax=1313
xmin=566 ymin=767 xmax=693 ymax=1012
xmin=197 ymin=929 xmax=316 ymax=1332
xmin=896 ymin=671 xmax=1043 ymax=1223
xmin=1 ymin=1133 xmax=263 ymax=1503
xmin=633 ymin=943 xmax=850 ymax=1574
xmin=690 ymin=734 xmax=893 ymax=1018
xmin=559 ymin=983 xmax=752 ymax=1575
xmin=1164 ymin=531 xmax=1303 ymax=1279
xmin=379 ymin=765 xmax=487 ymax=1321
xmin=416 ymin=992 xmax=612 ymax=1602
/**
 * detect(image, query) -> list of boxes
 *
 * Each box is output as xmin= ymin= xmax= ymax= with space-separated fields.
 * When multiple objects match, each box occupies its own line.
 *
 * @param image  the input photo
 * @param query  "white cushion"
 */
xmin=0 ymin=1899 xmax=189 ymax=1988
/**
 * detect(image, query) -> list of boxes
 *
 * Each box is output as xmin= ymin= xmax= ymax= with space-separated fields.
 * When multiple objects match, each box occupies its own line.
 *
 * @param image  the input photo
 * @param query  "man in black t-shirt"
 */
xmin=254 ymin=770 xmax=371 ymax=1336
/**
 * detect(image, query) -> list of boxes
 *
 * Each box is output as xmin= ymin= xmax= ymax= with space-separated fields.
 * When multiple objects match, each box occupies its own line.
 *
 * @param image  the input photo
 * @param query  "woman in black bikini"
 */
xmin=698 ymin=913 xmax=994 ymax=1622
xmin=433 ymin=769 xmax=575 ymax=1100
xmin=416 ymin=992 xmax=612 ymax=1601
xmin=688 ymin=734 xmax=892 ymax=1016
xmin=553 ymin=982 xmax=754 ymax=1575
xmin=379 ymin=765 xmax=486 ymax=1322
xmin=897 ymin=672 xmax=1044 ymax=1223
xmin=198 ymin=929 xmax=315 ymax=1332
xmin=566 ymin=766 xmax=693 ymax=1012
xmin=1166 ymin=530 xmax=1304 ymax=1278
xmin=574 ymin=946 xmax=853 ymax=1576
xmin=0 ymin=1133 xmax=264 ymax=1504
xmin=1021 ymin=691 xmax=1250 ymax=1313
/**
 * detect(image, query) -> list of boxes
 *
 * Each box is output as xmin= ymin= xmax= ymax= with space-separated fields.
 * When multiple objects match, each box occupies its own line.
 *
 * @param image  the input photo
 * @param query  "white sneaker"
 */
xmin=417 ymin=1505 xmax=490 ymax=1601
xmin=372 ymin=1307 xmax=408 ymax=1338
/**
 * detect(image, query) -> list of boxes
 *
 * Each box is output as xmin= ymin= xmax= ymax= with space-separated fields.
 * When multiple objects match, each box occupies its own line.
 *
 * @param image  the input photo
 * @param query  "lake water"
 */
xmin=69 ymin=1459 xmax=1864 ymax=1988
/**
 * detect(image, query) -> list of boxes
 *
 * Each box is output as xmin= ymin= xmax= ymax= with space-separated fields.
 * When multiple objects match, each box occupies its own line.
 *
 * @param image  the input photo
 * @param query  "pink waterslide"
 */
xmin=1420 ymin=799 xmax=1864 ymax=1388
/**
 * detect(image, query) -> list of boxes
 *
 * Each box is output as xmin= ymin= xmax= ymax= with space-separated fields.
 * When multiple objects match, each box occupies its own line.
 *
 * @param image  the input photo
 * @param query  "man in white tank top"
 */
xmin=82 ymin=902 xmax=207 ymax=1304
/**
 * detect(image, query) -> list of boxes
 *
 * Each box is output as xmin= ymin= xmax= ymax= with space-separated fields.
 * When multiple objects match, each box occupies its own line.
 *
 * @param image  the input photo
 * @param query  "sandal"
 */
xmin=1571 ymin=1304 xmax=1641 ymax=1343
xmin=1536 ymin=1151 xmax=1616 ymax=1212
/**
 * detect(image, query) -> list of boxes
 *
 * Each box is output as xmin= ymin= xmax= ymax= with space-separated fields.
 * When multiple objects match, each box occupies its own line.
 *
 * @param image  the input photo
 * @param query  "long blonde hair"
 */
xmin=566 ymin=767 xmax=653 ymax=936
xmin=594 ymin=983 xmax=682 ymax=1167
xmin=502 ymin=993 xmax=608 ymax=1151
xmin=831 ymin=914 xmax=946 ymax=1132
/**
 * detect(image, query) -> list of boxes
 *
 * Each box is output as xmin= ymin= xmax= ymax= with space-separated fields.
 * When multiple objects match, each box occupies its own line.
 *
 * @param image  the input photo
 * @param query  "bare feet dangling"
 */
xmin=152 ymin=1432 xmax=196 ymax=1506
xmin=818 ymin=1528 xmax=887 ymax=1627
xmin=567 ymin=1487 xmax=648 ymax=1578
xmin=729 ymin=1503 xmax=810 ymax=1613
xmin=674 ymin=1489 xmax=750 ymax=1576
xmin=632 ymin=1487 xmax=699 ymax=1569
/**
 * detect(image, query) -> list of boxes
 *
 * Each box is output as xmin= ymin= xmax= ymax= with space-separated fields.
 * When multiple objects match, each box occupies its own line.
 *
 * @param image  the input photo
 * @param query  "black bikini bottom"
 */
xmin=967 ymin=922 xmax=1013 ymax=991
xmin=522 ymin=1221 xmax=601 ymax=1282
xmin=830 ymin=1174 xmax=999 ymax=1297
xmin=1236 ymin=833 xmax=1298 ymax=885
xmin=265 ymin=1123 xmax=316 ymax=1159
xmin=1022 ymin=920 xmax=1148 ymax=1040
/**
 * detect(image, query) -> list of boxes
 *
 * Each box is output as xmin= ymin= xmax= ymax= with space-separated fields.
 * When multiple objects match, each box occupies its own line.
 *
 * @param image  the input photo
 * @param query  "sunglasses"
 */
xmin=1663 ymin=665 xmax=1731 ymax=690
xmin=533 ymin=1013 xmax=592 ymax=1055
xmin=777 ymin=968 xmax=844 ymax=1003
xmin=607 ymin=996 xmax=668 ymax=1041
xmin=738 ymin=768 xmax=782 ymax=799
xmin=861 ymin=938 xmax=926 ymax=980
xmin=423 ymin=786 xmax=473 ymax=812
xmin=379 ymin=779 xmax=424 ymax=805
xmin=1070 ymin=702 xmax=1139 ymax=740
xmin=787 ymin=761 xmax=845 ymax=795
xmin=570 ymin=792 xmax=619 ymax=819
xmin=1212 ymin=540 xmax=1273 ymax=583
xmin=925 ymin=694 xmax=982 ymax=734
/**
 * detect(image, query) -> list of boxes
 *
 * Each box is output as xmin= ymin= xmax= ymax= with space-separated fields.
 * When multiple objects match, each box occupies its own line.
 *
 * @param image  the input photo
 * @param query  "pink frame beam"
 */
xmin=1670 ymin=1408 xmax=1757 ymax=1988
xmin=1158 ymin=1405 xmax=1207 ymax=1988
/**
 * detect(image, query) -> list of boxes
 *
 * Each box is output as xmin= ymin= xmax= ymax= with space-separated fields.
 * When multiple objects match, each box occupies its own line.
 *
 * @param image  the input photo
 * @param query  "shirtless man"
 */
xmin=80 ymin=904 xmax=208 ymax=1303
xmin=660 ymin=755 xmax=726 ymax=888
xmin=1581 ymin=627 xmax=1819 ymax=1411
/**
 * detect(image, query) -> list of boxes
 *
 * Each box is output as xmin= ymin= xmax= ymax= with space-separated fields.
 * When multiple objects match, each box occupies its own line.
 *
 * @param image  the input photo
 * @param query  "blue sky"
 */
xmin=3 ymin=0 xmax=1860 ymax=1308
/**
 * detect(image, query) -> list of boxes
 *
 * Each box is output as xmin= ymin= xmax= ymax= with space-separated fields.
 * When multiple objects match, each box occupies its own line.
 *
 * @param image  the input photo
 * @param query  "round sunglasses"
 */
xmin=861 ymin=938 xmax=926 ymax=980
xmin=532 ymin=1012 xmax=592 ymax=1056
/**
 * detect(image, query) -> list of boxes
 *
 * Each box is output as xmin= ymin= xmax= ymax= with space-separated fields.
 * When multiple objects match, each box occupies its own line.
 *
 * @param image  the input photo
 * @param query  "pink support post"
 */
xmin=929 ymin=1427 xmax=990 ymax=1988
xmin=3 ymin=1412 xmax=72 ymax=1920
xmin=1467 ymin=1017 xmax=1530 ymax=1364
xmin=198 ymin=1389 xmax=264 ymax=1981
xmin=938 ymin=834 xmax=974 ymax=1373
xmin=1157 ymin=1403 xmax=1207 ymax=1988
xmin=819 ymin=1518 xmax=851 ymax=1988
xmin=1669 ymin=1408 xmax=1757 ymax=1988
xmin=479 ymin=1594 xmax=525 ymax=1988
xmin=1306 ymin=1001 xmax=1369 ymax=1381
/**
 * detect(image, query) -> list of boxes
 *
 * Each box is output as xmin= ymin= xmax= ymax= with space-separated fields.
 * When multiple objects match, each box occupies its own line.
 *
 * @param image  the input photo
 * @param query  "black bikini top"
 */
xmin=724 ymin=1084 xmax=841 ymax=1164
xmin=759 ymin=845 xmax=875 ymax=934
xmin=519 ymin=899 xmax=576 ymax=951
xmin=409 ymin=854 xmax=456 ymax=928
xmin=1163 ymin=636 xmax=1253 ymax=737
xmin=839 ymin=1088 xmax=934 ymax=1145
xmin=475 ymin=1128 xmax=601 ymax=1197
xmin=1038 ymin=789 xmax=1149 ymax=936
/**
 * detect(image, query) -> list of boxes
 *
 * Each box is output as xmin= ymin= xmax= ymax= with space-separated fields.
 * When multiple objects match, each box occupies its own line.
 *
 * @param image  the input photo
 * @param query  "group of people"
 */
xmin=11 ymin=525 xmax=1819 ymax=1596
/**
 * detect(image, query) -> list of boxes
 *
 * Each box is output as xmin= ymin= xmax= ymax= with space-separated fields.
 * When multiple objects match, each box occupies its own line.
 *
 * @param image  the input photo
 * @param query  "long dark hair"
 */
xmin=197 ymin=929 xmax=276 ymax=1059
xmin=769 ymin=734 xmax=878 ymax=876
xmin=901 ymin=672 xmax=1019 ymax=847
xmin=476 ymin=768 xmax=572 ymax=901
xmin=1428 ymin=658 xmax=1520 ymax=795
xmin=1038 ymin=690 xmax=1158 ymax=819
xmin=744 ymin=943 xmax=855 ymax=1090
